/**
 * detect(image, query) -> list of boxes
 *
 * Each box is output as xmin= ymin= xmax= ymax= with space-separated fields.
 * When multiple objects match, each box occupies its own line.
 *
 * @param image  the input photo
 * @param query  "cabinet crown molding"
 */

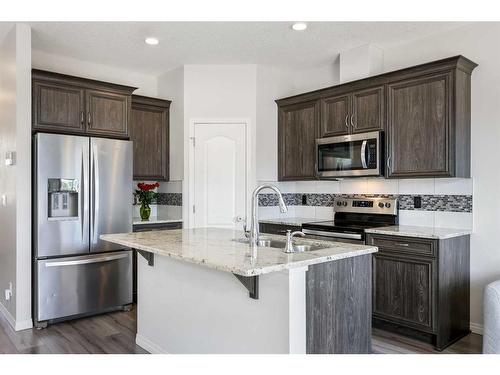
xmin=32 ymin=69 xmax=138 ymax=95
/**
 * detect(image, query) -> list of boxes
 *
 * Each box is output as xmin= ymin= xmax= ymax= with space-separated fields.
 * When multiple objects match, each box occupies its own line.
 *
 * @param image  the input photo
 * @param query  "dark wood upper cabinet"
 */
xmin=32 ymin=69 xmax=136 ymax=139
xmin=278 ymin=100 xmax=319 ymax=181
xmin=387 ymin=73 xmax=452 ymax=178
xmin=320 ymin=86 xmax=385 ymax=137
xmin=351 ymin=85 xmax=385 ymax=134
xmin=320 ymin=94 xmax=350 ymax=137
xmin=86 ymin=90 xmax=130 ymax=138
xmin=276 ymin=56 xmax=477 ymax=180
xmin=33 ymin=80 xmax=85 ymax=133
xmin=130 ymin=95 xmax=171 ymax=181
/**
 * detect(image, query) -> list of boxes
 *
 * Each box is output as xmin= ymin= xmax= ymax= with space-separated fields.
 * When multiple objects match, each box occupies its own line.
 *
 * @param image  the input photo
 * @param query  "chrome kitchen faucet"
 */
xmin=245 ymin=184 xmax=288 ymax=247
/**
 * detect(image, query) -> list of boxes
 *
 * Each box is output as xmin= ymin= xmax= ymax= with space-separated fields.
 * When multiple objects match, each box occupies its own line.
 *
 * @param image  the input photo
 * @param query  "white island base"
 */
xmin=136 ymin=254 xmax=308 ymax=354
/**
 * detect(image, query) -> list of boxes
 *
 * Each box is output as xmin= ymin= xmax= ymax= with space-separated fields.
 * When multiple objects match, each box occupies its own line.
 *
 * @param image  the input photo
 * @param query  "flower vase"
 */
xmin=140 ymin=204 xmax=151 ymax=221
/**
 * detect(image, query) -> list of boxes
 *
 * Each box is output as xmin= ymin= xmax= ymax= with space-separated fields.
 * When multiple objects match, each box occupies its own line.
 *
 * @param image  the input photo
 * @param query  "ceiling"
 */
xmin=27 ymin=22 xmax=468 ymax=76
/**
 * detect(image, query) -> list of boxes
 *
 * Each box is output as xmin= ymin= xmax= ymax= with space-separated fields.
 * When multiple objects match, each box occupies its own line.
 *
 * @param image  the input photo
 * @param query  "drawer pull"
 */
xmin=396 ymin=243 xmax=410 ymax=247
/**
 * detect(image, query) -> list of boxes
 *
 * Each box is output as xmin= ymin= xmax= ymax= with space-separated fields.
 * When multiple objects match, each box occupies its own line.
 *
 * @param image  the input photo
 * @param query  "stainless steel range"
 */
xmin=302 ymin=197 xmax=398 ymax=244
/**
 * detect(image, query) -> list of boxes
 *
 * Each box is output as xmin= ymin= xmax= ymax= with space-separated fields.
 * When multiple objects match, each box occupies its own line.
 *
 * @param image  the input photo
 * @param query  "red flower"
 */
xmin=137 ymin=182 xmax=160 ymax=191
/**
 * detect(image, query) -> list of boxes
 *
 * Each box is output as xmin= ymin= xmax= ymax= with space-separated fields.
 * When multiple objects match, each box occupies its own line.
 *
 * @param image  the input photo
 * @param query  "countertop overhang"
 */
xmin=100 ymin=228 xmax=377 ymax=277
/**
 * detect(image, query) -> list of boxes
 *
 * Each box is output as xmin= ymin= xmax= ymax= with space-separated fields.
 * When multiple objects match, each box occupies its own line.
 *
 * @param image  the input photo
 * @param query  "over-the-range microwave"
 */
xmin=316 ymin=130 xmax=384 ymax=178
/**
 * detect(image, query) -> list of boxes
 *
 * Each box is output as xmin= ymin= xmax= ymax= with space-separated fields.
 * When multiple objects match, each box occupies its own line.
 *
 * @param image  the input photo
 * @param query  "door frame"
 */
xmin=186 ymin=118 xmax=252 ymax=229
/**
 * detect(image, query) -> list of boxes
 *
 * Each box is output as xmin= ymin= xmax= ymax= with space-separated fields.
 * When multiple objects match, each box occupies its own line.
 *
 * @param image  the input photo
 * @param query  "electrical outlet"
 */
xmin=414 ymin=196 xmax=422 ymax=209
xmin=5 ymin=282 xmax=13 ymax=301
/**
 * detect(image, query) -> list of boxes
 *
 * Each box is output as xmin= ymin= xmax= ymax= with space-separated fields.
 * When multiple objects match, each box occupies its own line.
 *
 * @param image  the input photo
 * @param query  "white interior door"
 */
xmin=193 ymin=123 xmax=246 ymax=228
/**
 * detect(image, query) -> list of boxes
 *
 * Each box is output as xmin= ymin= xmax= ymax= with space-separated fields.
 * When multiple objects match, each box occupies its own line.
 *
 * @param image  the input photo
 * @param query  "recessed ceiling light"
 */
xmin=145 ymin=37 xmax=159 ymax=45
xmin=292 ymin=22 xmax=307 ymax=31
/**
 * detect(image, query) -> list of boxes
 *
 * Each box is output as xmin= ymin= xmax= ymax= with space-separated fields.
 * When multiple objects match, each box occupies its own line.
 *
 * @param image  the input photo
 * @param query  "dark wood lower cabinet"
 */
xmin=306 ymin=254 xmax=372 ymax=354
xmin=367 ymin=234 xmax=470 ymax=351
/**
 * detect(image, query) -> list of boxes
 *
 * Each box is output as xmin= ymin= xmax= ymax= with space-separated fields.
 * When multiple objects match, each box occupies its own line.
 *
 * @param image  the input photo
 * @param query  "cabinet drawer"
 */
xmin=366 ymin=234 xmax=437 ymax=257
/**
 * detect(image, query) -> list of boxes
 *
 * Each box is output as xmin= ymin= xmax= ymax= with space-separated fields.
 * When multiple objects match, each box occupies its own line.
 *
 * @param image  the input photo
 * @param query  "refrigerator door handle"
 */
xmin=91 ymin=143 xmax=100 ymax=244
xmin=44 ymin=253 xmax=129 ymax=267
xmin=81 ymin=146 xmax=86 ymax=243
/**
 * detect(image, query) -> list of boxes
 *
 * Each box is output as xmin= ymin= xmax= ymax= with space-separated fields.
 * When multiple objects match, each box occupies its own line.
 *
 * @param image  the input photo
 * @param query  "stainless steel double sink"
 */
xmin=236 ymin=238 xmax=329 ymax=253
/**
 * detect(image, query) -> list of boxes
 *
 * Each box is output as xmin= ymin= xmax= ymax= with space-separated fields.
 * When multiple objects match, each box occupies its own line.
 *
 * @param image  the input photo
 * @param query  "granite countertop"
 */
xmin=133 ymin=218 xmax=183 ymax=225
xmin=365 ymin=225 xmax=471 ymax=240
xmin=100 ymin=228 xmax=377 ymax=277
xmin=259 ymin=217 xmax=320 ymax=226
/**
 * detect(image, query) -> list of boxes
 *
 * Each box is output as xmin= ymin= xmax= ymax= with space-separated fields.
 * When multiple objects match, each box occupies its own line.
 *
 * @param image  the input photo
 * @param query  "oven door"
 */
xmin=316 ymin=131 xmax=383 ymax=178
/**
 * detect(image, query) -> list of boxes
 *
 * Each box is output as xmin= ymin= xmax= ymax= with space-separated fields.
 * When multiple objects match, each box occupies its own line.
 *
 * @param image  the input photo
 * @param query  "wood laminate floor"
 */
xmin=0 ymin=307 xmax=147 ymax=354
xmin=0 ymin=307 xmax=482 ymax=354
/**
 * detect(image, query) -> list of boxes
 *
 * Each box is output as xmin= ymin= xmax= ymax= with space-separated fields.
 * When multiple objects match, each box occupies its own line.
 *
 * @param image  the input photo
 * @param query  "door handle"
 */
xmin=87 ymin=112 xmax=92 ymax=126
xmin=344 ymin=115 xmax=349 ymax=129
xmin=350 ymin=114 xmax=356 ymax=129
xmin=80 ymin=111 xmax=85 ymax=125
xmin=45 ymin=253 xmax=129 ymax=267
xmin=361 ymin=140 xmax=368 ymax=169
xmin=91 ymin=143 xmax=100 ymax=244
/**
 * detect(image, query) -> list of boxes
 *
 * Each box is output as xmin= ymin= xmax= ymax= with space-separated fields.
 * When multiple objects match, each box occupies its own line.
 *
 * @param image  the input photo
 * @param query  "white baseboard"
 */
xmin=470 ymin=322 xmax=484 ymax=335
xmin=15 ymin=319 xmax=33 ymax=331
xmin=0 ymin=301 xmax=16 ymax=329
xmin=0 ymin=301 xmax=33 ymax=331
xmin=136 ymin=334 xmax=168 ymax=354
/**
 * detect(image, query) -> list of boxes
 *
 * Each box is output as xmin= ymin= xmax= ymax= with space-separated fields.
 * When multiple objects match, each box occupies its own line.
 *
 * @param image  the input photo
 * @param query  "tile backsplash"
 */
xmin=257 ymin=178 xmax=474 ymax=230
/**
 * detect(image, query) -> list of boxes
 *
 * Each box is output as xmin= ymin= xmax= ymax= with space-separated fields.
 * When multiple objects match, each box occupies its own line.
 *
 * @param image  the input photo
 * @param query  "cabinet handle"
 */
xmin=387 ymin=156 xmax=392 ymax=170
xmin=396 ymin=243 xmax=410 ymax=247
xmin=80 ymin=111 xmax=84 ymax=125
xmin=350 ymin=114 xmax=356 ymax=128
xmin=87 ymin=112 xmax=92 ymax=125
xmin=345 ymin=115 xmax=349 ymax=129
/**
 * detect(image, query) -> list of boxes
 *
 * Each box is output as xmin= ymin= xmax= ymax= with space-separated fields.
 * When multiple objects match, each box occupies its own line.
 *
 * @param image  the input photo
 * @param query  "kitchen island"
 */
xmin=101 ymin=228 xmax=377 ymax=354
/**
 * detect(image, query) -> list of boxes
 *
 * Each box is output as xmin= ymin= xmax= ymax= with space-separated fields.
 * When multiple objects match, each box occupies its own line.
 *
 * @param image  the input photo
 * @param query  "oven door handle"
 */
xmin=361 ymin=140 xmax=368 ymax=169
xmin=302 ymin=229 xmax=363 ymax=240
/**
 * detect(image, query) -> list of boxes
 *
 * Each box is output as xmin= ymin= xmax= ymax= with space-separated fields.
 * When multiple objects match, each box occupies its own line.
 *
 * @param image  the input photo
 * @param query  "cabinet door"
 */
xmin=278 ymin=101 xmax=319 ymax=180
xmin=130 ymin=102 xmax=169 ymax=180
xmin=86 ymin=90 xmax=130 ymax=138
xmin=33 ymin=80 xmax=85 ymax=133
xmin=387 ymin=72 xmax=453 ymax=178
xmin=320 ymin=94 xmax=350 ymax=137
xmin=373 ymin=253 xmax=436 ymax=332
xmin=351 ymin=85 xmax=385 ymax=133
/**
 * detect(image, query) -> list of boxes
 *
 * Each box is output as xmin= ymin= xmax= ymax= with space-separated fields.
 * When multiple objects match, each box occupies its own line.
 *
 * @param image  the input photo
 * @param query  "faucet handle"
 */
xmin=284 ymin=230 xmax=305 ymax=253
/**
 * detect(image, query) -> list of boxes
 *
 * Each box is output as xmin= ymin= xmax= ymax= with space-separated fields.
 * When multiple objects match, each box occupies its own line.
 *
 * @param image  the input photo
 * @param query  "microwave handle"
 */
xmin=361 ymin=140 xmax=368 ymax=169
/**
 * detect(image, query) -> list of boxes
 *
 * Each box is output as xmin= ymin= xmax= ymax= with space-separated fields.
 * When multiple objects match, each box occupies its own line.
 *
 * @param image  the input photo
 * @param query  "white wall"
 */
xmin=157 ymin=67 xmax=184 ymax=181
xmin=381 ymin=22 xmax=500 ymax=331
xmin=32 ymin=49 xmax=157 ymax=96
xmin=0 ymin=23 xmax=32 ymax=330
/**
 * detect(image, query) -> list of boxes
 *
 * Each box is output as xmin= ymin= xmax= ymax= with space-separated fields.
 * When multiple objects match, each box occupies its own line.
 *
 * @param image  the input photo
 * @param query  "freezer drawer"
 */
xmin=36 ymin=250 xmax=132 ymax=322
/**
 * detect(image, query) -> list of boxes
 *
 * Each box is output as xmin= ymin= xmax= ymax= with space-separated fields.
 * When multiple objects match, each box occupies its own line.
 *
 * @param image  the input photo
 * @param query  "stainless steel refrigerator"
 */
xmin=33 ymin=133 xmax=133 ymax=328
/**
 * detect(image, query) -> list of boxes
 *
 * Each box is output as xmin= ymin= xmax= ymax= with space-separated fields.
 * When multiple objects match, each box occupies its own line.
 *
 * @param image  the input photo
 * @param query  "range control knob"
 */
xmin=342 ymin=201 xmax=348 ymax=207
xmin=337 ymin=201 xmax=342 ymax=206
xmin=378 ymin=202 xmax=385 ymax=208
xmin=385 ymin=202 xmax=391 ymax=208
